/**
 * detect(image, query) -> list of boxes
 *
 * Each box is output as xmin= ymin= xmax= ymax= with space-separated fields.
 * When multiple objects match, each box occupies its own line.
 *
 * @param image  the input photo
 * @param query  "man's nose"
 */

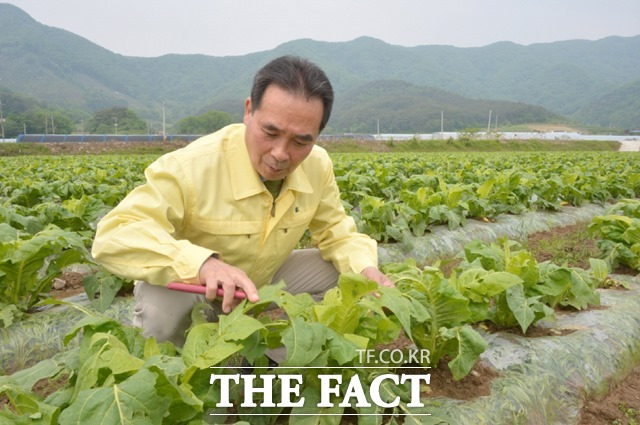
xmin=271 ymin=139 xmax=289 ymax=162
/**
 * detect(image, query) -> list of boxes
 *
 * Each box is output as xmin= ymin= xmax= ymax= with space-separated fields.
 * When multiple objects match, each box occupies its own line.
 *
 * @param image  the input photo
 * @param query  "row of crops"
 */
xmin=0 ymin=151 xmax=639 ymax=423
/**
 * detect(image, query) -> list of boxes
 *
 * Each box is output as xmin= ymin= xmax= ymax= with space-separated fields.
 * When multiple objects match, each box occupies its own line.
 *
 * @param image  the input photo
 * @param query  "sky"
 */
xmin=2 ymin=0 xmax=640 ymax=57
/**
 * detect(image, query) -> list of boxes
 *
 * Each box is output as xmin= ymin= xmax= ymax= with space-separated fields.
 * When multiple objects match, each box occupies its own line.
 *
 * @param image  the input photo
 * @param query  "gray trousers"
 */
xmin=132 ymin=248 xmax=339 ymax=347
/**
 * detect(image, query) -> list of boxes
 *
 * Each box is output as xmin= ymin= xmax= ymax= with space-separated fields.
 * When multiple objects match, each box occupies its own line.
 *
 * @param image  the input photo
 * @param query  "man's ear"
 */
xmin=243 ymin=97 xmax=252 ymax=125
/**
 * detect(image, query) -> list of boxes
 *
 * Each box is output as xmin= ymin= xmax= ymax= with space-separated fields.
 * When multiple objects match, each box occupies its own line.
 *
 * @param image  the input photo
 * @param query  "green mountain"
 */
xmin=328 ymin=80 xmax=562 ymax=133
xmin=574 ymin=79 xmax=640 ymax=130
xmin=1 ymin=3 xmax=639 ymax=131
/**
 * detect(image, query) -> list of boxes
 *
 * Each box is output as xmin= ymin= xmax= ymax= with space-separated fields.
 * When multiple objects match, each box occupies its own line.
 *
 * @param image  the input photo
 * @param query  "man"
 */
xmin=92 ymin=55 xmax=392 ymax=347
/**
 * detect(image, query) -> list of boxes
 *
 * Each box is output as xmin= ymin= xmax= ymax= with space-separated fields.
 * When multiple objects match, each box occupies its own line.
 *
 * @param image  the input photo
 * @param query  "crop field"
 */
xmin=0 ymin=150 xmax=639 ymax=424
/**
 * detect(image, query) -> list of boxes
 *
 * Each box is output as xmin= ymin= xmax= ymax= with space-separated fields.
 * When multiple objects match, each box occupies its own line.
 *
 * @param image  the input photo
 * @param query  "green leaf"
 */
xmin=72 ymin=332 xmax=145 ymax=399
xmin=181 ymin=309 xmax=268 ymax=368
xmin=505 ymin=285 xmax=535 ymax=333
xmin=565 ymin=269 xmax=600 ymax=310
xmin=146 ymin=365 xmax=202 ymax=422
xmin=0 ymin=222 xmax=18 ymax=241
xmin=281 ymin=291 xmax=315 ymax=319
xmin=182 ymin=323 xmax=244 ymax=368
xmin=59 ymin=368 xmax=169 ymax=425
xmin=463 ymin=240 xmax=504 ymax=270
xmin=218 ymin=314 xmax=265 ymax=341
xmin=589 ymin=258 xmax=610 ymax=284
xmin=476 ymin=179 xmax=495 ymax=198
xmin=63 ymin=316 xmax=127 ymax=347
xmin=281 ymin=317 xmax=328 ymax=366
xmin=84 ymin=270 xmax=125 ymax=312
xmin=443 ymin=325 xmax=488 ymax=380
xmin=375 ymin=286 xmax=424 ymax=339
xmin=538 ymin=266 xmax=572 ymax=298
xmin=289 ymin=385 xmax=343 ymax=425
xmin=0 ymin=381 xmax=61 ymax=424
xmin=505 ymin=250 xmax=540 ymax=288
xmin=0 ymin=302 xmax=23 ymax=328
xmin=325 ymin=329 xmax=361 ymax=365
xmin=456 ymin=269 xmax=522 ymax=300
xmin=10 ymin=358 xmax=62 ymax=392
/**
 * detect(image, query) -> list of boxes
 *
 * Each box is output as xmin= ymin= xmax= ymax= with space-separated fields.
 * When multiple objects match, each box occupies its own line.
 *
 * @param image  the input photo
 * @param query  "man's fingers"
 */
xmin=200 ymin=258 xmax=259 ymax=309
xmin=361 ymin=266 xmax=395 ymax=288
xmin=221 ymin=281 xmax=236 ymax=313
xmin=380 ymin=277 xmax=395 ymax=288
xmin=235 ymin=280 xmax=259 ymax=303
xmin=204 ymin=278 xmax=221 ymax=301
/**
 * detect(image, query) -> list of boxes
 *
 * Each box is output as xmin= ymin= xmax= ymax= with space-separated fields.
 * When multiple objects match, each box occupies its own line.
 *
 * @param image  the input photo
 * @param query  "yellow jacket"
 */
xmin=92 ymin=124 xmax=378 ymax=287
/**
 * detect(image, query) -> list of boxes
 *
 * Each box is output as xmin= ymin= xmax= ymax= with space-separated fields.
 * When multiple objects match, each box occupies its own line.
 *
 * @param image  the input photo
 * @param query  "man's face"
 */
xmin=244 ymin=85 xmax=324 ymax=181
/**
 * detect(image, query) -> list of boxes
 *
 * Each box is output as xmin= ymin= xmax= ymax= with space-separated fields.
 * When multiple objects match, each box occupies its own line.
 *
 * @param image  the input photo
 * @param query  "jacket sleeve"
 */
xmin=91 ymin=155 xmax=214 ymax=285
xmin=308 ymin=160 xmax=378 ymax=274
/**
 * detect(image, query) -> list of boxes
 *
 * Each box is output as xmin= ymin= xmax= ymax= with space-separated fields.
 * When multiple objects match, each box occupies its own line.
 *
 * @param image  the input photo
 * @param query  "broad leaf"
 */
xmin=59 ymin=369 xmax=169 ymax=425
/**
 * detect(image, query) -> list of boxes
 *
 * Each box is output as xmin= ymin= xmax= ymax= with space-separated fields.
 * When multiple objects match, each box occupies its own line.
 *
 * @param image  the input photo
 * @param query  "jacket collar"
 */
xmin=227 ymin=127 xmax=313 ymax=200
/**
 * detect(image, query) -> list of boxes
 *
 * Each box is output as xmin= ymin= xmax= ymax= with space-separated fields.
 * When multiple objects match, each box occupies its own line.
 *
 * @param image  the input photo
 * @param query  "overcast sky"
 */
xmin=3 ymin=0 xmax=640 ymax=57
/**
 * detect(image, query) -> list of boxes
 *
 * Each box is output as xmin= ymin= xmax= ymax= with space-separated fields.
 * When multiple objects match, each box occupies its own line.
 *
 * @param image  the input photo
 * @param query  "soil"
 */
xmin=33 ymin=140 xmax=190 ymax=155
xmin=579 ymin=365 xmax=640 ymax=424
xmin=425 ymin=358 xmax=499 ymax=400
xmin=49 ymin=271 xmax=87 ymax=299
xmin=527 ymin=224 xmax=640 ymax=424
xmin=0 ymin=375 xmax=69 ymax=413
xmin=373 ymin=331 xmax=498 ymax=400
xmin=32 ymin=375 xmax=69 ymax=399
xmin=0 ymin=394 xmax=11 ymax=413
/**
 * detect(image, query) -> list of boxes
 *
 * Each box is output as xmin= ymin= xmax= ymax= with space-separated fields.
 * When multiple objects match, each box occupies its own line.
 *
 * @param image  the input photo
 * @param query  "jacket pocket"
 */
xmin=186 ymin=219 xmax=263 ymax=262
xmin=277 ymin=210 xmax=314 ymax=230
xmin=195 ymin=220 xmax=262 ymax=236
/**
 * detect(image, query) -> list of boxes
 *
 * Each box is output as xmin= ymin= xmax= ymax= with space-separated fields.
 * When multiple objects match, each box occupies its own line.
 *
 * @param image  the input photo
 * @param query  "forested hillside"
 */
xmin=1 ymin=3 xmax=638 ymax=131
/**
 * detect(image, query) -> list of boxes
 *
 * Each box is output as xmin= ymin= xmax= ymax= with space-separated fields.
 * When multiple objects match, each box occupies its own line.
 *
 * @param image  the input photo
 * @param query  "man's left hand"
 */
xmin=361 ymin=266 xmax=394 ymax=288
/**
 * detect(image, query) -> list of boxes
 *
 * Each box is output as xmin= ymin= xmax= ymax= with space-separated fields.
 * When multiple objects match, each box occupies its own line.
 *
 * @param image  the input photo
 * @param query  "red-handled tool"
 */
xmin=166 ymin=282 xmax=247 ymax=299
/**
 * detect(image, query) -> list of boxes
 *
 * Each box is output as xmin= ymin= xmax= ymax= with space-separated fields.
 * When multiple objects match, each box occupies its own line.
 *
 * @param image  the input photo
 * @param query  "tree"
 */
xmin=88 ymin=107 xmax=147 ymax=134
xmin=5 ymin=109 xmax=75 ymax=137
xmin=176 ymin=110 xmax=234 ymax=134
xmin=0 ymin=89 xmax=77 ymax=137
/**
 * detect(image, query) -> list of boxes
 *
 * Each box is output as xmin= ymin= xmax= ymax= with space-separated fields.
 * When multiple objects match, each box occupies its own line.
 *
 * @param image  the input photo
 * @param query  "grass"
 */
xmin=0 ymin=143 xmax=52 ymax=156
xmin=0 ymin=141 xmax=191 ymax=156
xmin=318 ymin=137 xmax=619 ymax=153
xmin=520 ymin=222 xmax=601 ymax=270
xmin=614 ymin=403 xmax=639 ymax=425
xmin=0 ymin=136 xmax=620 ymax=157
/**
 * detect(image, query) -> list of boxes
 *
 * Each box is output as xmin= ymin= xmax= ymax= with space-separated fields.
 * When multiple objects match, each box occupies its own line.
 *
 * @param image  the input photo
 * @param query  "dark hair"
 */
xmin=250 ymin=55 xmax=334 ymax=131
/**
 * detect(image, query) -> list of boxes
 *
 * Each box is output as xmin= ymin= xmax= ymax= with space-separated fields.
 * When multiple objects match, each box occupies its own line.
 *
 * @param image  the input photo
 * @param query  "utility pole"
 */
xmin=162 ymin=101 xmax=166 ymax=142
xmin=114 ymin=117 xmax=118 ymax=135
xmin=23 ymin=123 xmax=26 ymax=135
xmin=0 ymin=98 xmax=5 ymax=142
xmin=376 ymin=118 xmax=380 ymax=138
xmin=487 ymin=110 xmax=492 ymax=135
xmin=51 ymin=116 xmax=55 ymax=134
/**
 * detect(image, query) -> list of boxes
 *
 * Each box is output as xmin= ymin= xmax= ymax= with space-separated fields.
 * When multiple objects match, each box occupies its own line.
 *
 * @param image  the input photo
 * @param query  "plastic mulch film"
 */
xmin=378 ymin=202 xmax=609 ymax=266
xmin=0 ymin=294 xmax=134 ymax=375
xmin=415 ymin=275 xmax=640 ymax=425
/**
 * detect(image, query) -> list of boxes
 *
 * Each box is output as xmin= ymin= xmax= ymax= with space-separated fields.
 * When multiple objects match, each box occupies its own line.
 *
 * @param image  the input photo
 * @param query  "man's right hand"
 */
xmin=198 ymin=256 xmax=260 ymax=313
